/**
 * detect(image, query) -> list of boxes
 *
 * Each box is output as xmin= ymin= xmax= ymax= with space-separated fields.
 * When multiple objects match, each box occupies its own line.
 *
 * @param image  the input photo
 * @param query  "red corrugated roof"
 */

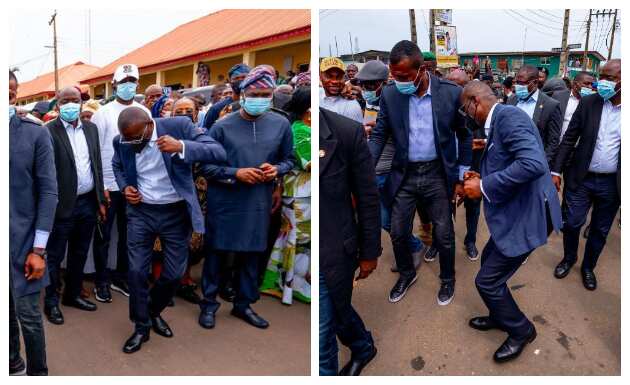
xmin=82 ymin=9 xmax=310 ymax=84
xmin=17 ymin=61 xmax=100 ymax=100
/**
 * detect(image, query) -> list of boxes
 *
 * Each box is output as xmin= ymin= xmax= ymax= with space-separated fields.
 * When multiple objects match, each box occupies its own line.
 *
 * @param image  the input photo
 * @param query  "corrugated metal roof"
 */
xmin=16 ymin=61 xmax=100 ymax=100
xmin=82 ymin=9 xmax=310 ymax=84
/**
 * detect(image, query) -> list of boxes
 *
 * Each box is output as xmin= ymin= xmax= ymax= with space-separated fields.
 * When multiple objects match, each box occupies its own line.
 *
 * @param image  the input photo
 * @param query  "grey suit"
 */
xmin=507 ymin=91 xmax=562 ymax=165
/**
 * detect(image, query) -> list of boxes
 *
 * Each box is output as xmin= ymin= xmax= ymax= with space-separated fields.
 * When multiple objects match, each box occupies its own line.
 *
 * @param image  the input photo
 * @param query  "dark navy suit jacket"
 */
xmin=368 ymin=74 xmax=472 ymax=206
xmin=112 ymin=116 xmax=226 ymax=233
xmin=480 ymin=104 xmax=562 ymax=257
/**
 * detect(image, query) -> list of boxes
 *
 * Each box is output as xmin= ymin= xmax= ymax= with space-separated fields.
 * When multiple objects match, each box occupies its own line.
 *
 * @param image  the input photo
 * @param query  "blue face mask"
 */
xmin=362 ymin=90 xmax=379 ymax=105
xmin=580 ymin=87 xmax=595 ymax=97
xmin=515 ymin=84 xmax=532 ymax=101
xmin=395 ymin=69 xmax=422 ymax=95
xmin=116 ymin=82 xmax=137 ymax=101
xmin=9 ymin=105 xmax=16 ymax=121
xmin=242 ymin=96 xmax=272 ymax=116
xmin=59 ymin=102 xmax=81 ymax=122
xmin=597 ymin=79 xmax=618 ymax=101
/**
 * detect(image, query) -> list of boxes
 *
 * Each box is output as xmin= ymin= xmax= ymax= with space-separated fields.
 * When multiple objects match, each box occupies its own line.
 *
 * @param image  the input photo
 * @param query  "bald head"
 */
xmin=118 ymin=106 xmax=152 ymax=140
xmin=446 ymin=69 xmax=469 ymax=87
xmin=461 ymin=81 xmax=498 ymax=126
xmin=600 ymin=59 xmax=621 ymax=79
xmin=57 ymin=86 xmax=81 ymax=103
xmin=462 ymin=80 xmax=495 ymax=101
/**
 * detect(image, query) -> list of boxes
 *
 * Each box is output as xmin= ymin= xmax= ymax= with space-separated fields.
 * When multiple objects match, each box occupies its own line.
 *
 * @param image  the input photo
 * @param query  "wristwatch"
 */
xmin=32 ymin=249 xmax=48 ymax=259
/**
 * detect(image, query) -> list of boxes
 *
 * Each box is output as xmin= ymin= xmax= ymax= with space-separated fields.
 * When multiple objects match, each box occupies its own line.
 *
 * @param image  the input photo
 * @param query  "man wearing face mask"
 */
xmin=507 ymin=65 xmax=562 ymax=166
xmin=368 ymin=40 xmax=472 ymax=306
xmin=44 ymin=86 xmax=107 ymax=325
xmin=460 ymin=80 xmax=561 ymax=363
xmin=550 ymin=71 xmax=596 ymax=140
xmin=319 ymin=57 xmax=363 ymax=123
xmin=90 ymin=64 xmax=151 ymax=303
xmin=112 ymin=107 xmax=226 ymax=353
xmin=357 ymin=60 xmax=427 ymax=271
xmin=202 ymin=63 xmax=250 ymax=129
xmin=199 ymin=65 xmax=294 ymax=330
xmin=9 ymin=69 xmax=58 ymax=376
xmin=551 ymin=59 xmax=621 ymax=291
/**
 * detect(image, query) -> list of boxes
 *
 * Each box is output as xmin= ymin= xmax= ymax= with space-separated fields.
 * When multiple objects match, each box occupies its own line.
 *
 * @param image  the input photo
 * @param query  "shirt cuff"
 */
xmin=480 ymin=179 xmax=491 ymax=202
xmin=33 ymin=230 xmax=50 ymax=249
xmin=550 ymin=171 xmax=562 ymax=177
xmin=459 ymin=165 xmax=470 ymax=181
xmin=172 ymin=140 xmax=185 ymax=159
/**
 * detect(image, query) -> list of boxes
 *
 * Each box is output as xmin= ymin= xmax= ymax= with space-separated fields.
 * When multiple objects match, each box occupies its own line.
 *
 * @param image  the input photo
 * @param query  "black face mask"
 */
xmin=131 ymin=138 xmax=150 ymax=154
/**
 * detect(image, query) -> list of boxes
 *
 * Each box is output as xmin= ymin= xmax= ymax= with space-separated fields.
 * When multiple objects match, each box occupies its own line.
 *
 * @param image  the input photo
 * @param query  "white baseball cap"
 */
xmin=113 ymin=64 xmax=139 ymax=82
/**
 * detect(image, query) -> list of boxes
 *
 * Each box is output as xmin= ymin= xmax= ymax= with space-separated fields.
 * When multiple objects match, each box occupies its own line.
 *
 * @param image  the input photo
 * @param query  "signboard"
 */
xmin=435 ymin=25 xmax=458 ymax=67
xmin=552 ymin=43 xmax=582 ymax=52
xmin=435 ymin=9 xmax=453 ymax=24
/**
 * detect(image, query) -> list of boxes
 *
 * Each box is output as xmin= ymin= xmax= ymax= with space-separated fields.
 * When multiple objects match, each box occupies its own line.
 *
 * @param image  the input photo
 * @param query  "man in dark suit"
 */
xmin=113 ymin=107 xmax=226 ymax=353
xmin=507 ymin=65 xmax=562 ymax=165
xmin=369 ymin=40 xmax=472 ymax=305
xmin=551 ymin=59 xmax=621 ymax=290
xmin=44 ymin=86 xmax=107 ymax=325
xmin=550 ymin=71 xmax=596 ymax=140
xmin=9 ymin=70 xmax=58 ymax=376
xmin=320 ymin=108 xmax=381 ymax=376
xmin=461 ymin=81 xmax=562 ymax=363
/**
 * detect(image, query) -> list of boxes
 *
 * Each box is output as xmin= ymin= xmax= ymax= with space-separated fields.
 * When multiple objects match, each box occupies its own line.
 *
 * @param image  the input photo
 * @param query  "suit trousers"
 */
xmin=126 ymin=201 xmax=190 ymax=332
xmin=200 ymin=248 xmax=261 ymax=313
xmin=390 ymin=160 xmax=455 ymax=281
xmin=10 ymin=280 xmax=47 ymax=376
xmin=45 ymin=191 xmax=97 ymax=308
xmin=475 ymin=238 xmax=533 ymax=339
xmin=562 ymin=173 xmax=619 ymax=270
xmin=92 ymin=190 xmax=128 ymax=287
xmin=319 ymin=273 xmax=374 ymax=375
xmin=464 ymin=197 xmax=482 ymax=246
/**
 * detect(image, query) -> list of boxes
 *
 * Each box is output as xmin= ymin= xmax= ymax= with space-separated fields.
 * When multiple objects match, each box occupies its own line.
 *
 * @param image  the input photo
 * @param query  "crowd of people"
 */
xmin=319 ymin=40 xmax=620 ymax=375
xmin=9 ymin=61 xmax=311 ymax=375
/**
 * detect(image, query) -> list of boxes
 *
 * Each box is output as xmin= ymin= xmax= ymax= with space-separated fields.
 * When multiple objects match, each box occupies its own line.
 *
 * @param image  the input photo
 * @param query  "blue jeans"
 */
xmin=563 ymin=173 xmax=619 ymax=270
xmin=10 ymin=285 xmax=47 ymax=375
xmin=319 ymin=273 xmax=374 ymax=375
xmin=376 ymin=174 xmax=424 ymax=253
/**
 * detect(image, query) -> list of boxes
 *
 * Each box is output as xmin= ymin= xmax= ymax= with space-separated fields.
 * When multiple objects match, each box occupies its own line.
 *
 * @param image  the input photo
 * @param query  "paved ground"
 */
xmin=341 ymin=208 xmax=620 ymax=375
xmin=42 ymin=265 xmax=310 ymax=375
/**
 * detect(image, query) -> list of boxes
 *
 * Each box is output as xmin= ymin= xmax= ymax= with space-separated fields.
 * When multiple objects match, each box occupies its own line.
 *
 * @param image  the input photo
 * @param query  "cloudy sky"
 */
xmin=320 ymin=9 xmax=620 ymax=59
xmin=9 ymin=9 xmax=210 ymax=83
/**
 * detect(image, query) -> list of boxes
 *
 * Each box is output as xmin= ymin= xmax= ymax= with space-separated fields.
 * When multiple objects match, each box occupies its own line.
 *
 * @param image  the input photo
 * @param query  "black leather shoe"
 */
xmin=339 ymin=346 xmax=378 ymax=376
xmin=581 ymin=268 xmax=597 ymax=290
xmin=151 ymin=315 xmax=173 ymax=337
xmin=388 ymin=275 xmax=417 ymax=303
xmin=122 ymin=331 xmax=150 ymax=354
xmin=469 ymin=316 xmax=501 ymax=331
xmin=177 ymin=284 xmax=201 ymax=304
xmin=198 ymin=311 xmax=216 ymax=329
xmin=465 ymin=242 xmax=479 ymax=261
xmin=44 ymin=305 xmax=64 ymax=325
xmin=231 ymin=307 xmax=269 ymax=329
xmin=554 ymin=259 xmax=575 ymax=279
xmin=62 ymin=296 xmax=97 ymax=311
xmin=493 ymin=326 xmax=537 ymax=363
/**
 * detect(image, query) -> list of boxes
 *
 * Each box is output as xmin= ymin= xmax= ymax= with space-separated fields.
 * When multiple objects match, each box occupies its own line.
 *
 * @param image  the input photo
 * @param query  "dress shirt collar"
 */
xmin=484 ymin=103 xmax=499 ymax=131
xmin=61 ymin=117 xmax=82 ymax=130
xmin=147 ymin=119 xmax=158 ymax=148
xmin=528 ymin=89 xmax=539 ymax=103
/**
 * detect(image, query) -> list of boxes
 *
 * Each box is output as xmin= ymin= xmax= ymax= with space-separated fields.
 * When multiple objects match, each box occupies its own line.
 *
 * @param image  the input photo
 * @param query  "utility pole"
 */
xmin=608 ymin=9 xmax=618 ymax=60
xmin=429 ymin=9 xmax=436 ymax=54
xmin=349 ymin=32 xmax=355 ymax=61
xmin=49 ymin=10 xmax=59 ymax=94
xmin=583 ymin=10 xmax=592 ymax=70
xmin=409 ymin=9 xmax=418 ymax=44
xmin=334 ymin=35 xmax=339 ymax=57
xmin=558 ymin=9 xmax=570 ymax=77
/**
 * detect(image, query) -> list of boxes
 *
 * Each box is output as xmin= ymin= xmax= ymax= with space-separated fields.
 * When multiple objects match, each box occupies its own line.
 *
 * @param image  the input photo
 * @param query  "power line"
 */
xmin=503 ymin=10 xmax=558 ymax=37
xmin=537 ymin=9 xmax=564 ymax=21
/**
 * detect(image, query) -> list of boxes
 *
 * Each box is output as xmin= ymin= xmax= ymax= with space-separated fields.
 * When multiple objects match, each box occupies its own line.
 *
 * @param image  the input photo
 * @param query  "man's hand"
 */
xmin=104 ymin=189 xmax=111 ymax=206
xmin=260 ymin=163 xmax=278 ymax=182
xmin=552 ymin=175 xmax=562 ymax=192
xmin=472 ymin=138 xmax=487 ymax=151
xmin=157 ymin=135 xmax=183 ymax=154
xmin=25 ymin=251 xmax=46 ymax=281
xmin=271 ymin=183 xmax=283 ymax=213
xmin=453 ymin=182 xmax=465 ymax=205
xmin=463 ymin=175 xmax=482 ymax=200
xmin=124 ymin=186 xmax=142 ymax=205
xmin=364 ymin=120 xmax=376 ymax=137
xmin=356 ymin=259 xmax=378 ymax=281
xmin=98 ymin=204 xmax=107 ymax=222
xmin=236 ymin=168 xmax=265 ymax=184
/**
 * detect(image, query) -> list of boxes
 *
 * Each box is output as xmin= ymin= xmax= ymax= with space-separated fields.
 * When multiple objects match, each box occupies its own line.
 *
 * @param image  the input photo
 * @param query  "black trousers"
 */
xmin=126 ymin=201 xmax=190 ymax=332
xmin=390 ymin=160 xmax=455 ymax=282
xmin=45 ymin=192 xmax=97 ymax=308
xmin=92 ymin=190 xmax=128 ymax=287
xmin=10 ymin=282 xmax=47 ymax=376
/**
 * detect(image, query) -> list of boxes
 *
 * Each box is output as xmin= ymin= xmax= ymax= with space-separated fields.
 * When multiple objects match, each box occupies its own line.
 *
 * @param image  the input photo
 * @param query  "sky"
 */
xmin=320 ymin=9 xmax=621 ymax=60
xmin=9 ymin=9 xmax=213 ymax=83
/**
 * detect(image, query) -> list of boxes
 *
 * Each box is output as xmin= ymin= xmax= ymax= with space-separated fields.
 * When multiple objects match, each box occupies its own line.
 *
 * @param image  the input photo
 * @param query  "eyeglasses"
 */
xmin=119 ymin=122 xmax=150 ymax=145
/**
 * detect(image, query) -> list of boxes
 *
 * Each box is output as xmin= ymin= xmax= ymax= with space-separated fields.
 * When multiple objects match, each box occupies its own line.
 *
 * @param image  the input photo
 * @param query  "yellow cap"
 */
xmin=320 ymin=57 xmax=346 ymax=73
